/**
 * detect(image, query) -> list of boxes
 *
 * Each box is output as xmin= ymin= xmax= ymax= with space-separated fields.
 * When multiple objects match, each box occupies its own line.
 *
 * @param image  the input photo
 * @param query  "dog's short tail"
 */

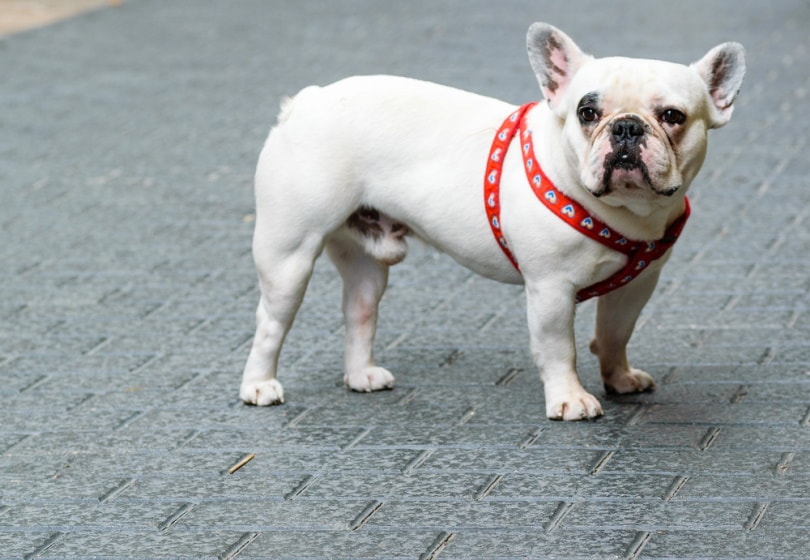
xmin=276 ymin=86 xmax=320 ymax=124
xmin=277 ymin=96 xmax=295 ymax=124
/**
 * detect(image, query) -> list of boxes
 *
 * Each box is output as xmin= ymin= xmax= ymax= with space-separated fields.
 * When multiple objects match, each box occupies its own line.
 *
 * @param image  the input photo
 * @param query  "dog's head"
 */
xmin=527 ymin=23 xmax=745 ymax=215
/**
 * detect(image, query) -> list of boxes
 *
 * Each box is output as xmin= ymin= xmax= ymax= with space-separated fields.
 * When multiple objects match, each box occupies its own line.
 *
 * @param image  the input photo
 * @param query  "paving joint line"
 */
xmin=349 ymin=500 xmax=383 ymax=531
xmin=590 ymin=450 xmax=615 ymax=475
xmin=84 ymin=336 xmax=112 ymax=356
xmin=662 ymin=475 xmax=689 ymax=502
xmin=801 ymin=406 xmax=810 ymax=427
xmin=231 ymin=332 xmax=256 ymax=353
xmin=18 ymin=374 xmax=49 ymax=393
xmin=98 ymin=477 xmax=137 ymax=503
xmin=454 ymin=406 xmax=477 ymax=427
xmin=383 ymin=332 xmax=410 ymax=352
xmin=729 ymin=385 xmax=749 ymax=404
xmin=128 ymin=353 xmax=161 ymax=374
xmin=397 ymin=387 xmax=422 ymax=405
xmin=1 ymin=434 xmax=31 ymax=455
xmin=478 ymin=312 xmax=500 ymax=332
xmin=744 ymin=502 xmax=770 ymax=531
xmin=284 ymin=407 xmax=313 ymax=428
xmin=624 ymin=404 xmax=649 ymax=426
xmin=65 ymin=393 xmax=95 ymax=412
xmin=158 ymin=503 xmax=196 ymax=532
xmin=518 ymin=427 xmax=543 ymax=449
xmin=284 ymin=474 xmax=318 ymax=500
xmin=758 ymin=347 xmax=776 ymax=366
xmin=419 ymin=531 xmax=456 ymax=560
xmin=342 ymin=427 xmax=373 ymax=450
xmin=474 ymin=474 xmax=504 ymax=501
xmin=174 ymin=430 xmax=200 ymax=449
xmin=173 ymin=371 xmax=204 ymax=391
xmin=439 ymin=349 xmax=463 ymax=368
xmin=787 ymin=307 xmax=801 ymax=329
xmin=698 ymin=427 xmax=722 ymax=451
xmin=623 ymin=531 xmax=652 ymax=560
xmin=402 ymin=449 xmax=434 ymax=474
xmin=775 ymin=452 xmax=795 ymax=476
xmin=495 ymin=367 xmax=523 ymax=386
xmin=43 ymin=319 xmax=66 ymax=334
xmin=544 ymin=501 xmax=574 ymax=532
xmin=24 ymin=532 xmax=63 ymax=560
xmin=219 ymin=532 xmax=260 ymax=560
xmin=112 ymin=409 xmax=150 ymax=431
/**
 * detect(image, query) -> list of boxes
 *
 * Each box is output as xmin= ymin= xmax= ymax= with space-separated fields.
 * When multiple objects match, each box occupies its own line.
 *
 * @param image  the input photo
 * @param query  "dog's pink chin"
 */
xmin=609 ymin=167 xmax=646 ymax=188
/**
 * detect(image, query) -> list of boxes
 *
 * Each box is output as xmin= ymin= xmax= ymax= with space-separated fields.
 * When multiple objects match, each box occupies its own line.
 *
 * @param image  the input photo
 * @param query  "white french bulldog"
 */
xmin=239 ymin=23 xmax=745 ymax=420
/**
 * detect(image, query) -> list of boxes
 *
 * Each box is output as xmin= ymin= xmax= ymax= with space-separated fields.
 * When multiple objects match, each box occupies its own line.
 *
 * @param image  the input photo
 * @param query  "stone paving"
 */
xmin=1 ymin=0 xmax=808 ymax=558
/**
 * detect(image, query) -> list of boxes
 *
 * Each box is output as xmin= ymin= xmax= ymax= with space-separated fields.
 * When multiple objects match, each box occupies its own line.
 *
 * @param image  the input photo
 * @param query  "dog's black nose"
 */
xmin=611 ymin=117 xmax=644 ymax=142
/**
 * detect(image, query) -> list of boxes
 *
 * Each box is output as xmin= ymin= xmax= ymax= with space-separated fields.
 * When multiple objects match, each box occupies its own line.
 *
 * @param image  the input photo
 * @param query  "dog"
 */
xmin=239 ymin=23 xmax=745 ymax=420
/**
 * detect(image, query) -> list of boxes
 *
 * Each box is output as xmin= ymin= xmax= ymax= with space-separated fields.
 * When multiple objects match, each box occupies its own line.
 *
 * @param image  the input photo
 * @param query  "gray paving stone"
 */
xmin=602 ymin=449 xmax=779 ymax=476
xmin=419 ymin=447 xmax=606 ymax=475
xmin=176 ymin=499 xmax=371 ymax=531
xmin=300 ymin=472 xmax=491 ymax=500
xmin=41 ymin=530 xmax=245 ymax=560
xmin=675 ymin=474 xmax=810 ymax=501
xmin=238 ymin=530 xmax=438 ymax=560
xmin=0 ymin=501 xmax=182 ymax=531
xmin=0 ymin=0 xmax=808 ymax=557
xmin=0 ymin=532 xmax=58 ymax=560
xmin=756 ymin=501 xmax=810 ymax=529
xmin=639 ymin=529 xmax=809 ymax=559
xmin=487 ymin=473 xmax=674 ymax=501
xmin=711 ymin=425 xmax=810 ymax=451
xmin=360 ymin=423 xmax=540 ymax=448
xmin=363 ymin=500 xmax=559 ymax=530
xmin=439 ymin=529 xmax=639 ymax=559
xmin=562 ymin=500 xmax=753 ymax=531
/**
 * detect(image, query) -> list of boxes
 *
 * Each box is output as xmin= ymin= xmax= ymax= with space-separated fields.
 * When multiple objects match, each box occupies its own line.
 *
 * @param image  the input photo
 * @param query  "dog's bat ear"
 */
xmin=527 ymin=23 xmax=593 ymax=115
xmin=691 ymin=42 xmax=746 ymax=129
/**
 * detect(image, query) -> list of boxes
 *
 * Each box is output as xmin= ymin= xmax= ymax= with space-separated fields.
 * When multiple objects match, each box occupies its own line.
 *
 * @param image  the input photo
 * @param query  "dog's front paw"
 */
xmin=603 ymin=367 xmax=655 ymax=394
xmin=345 ymin=367 xmax=395 ymax=393
xmin=240 ymin=379 xmax=285 ymax=406
xmin=545 ymin=389 xmax=604 ymax=421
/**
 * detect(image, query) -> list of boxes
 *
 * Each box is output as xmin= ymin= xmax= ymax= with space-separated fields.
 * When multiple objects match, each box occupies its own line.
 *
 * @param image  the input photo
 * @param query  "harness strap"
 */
xmin=484 ymin=103 xmax=690 ymax=303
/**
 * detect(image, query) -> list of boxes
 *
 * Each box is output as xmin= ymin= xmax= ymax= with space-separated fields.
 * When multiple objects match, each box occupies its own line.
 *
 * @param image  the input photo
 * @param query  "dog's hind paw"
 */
xmin=345 ymin=366 xmax=395 ymax=393
xmin=545 ymin=389 xmax=604 ymax=421
xmin=240 ymin=379 xmax=285 ymax=406
xmin=603 ymin=367 xmax=655 ymax=394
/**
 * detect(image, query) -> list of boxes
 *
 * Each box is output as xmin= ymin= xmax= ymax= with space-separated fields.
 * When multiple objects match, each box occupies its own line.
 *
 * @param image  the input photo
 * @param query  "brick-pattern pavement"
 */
xmin=1 ymin=0 xmax=808 ymax=558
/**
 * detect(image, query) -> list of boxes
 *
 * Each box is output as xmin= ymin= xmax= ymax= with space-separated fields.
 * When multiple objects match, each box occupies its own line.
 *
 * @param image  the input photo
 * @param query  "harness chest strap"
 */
xmin=484 ymin=102 xmax=691 ymax=303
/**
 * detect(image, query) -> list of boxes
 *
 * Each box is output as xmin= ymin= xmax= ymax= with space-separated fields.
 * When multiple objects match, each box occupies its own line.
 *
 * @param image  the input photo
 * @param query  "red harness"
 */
xmin=484 ymin=102 xmax=690 ymax=303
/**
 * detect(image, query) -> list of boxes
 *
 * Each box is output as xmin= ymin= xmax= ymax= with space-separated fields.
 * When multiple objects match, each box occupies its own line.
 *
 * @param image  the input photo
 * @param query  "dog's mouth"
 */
xmin=591 ymin=151 xmax=649 ymax=197
xmin=612 ymin=148 xmax=643 ymax=171
xmin=591 ymin=151 xmax=679 ymax=198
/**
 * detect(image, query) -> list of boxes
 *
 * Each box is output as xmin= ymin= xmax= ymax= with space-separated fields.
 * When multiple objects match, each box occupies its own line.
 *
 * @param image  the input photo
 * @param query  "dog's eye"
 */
xmin=578 ymin=107 xmax=599 ymax=123
xmin=660 ymin=108 xmax=686 ymax=125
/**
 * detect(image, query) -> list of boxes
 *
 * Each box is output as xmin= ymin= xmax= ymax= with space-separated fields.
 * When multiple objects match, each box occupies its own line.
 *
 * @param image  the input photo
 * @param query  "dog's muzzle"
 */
xmin=610 ymin=116 xmax=646 ymax=166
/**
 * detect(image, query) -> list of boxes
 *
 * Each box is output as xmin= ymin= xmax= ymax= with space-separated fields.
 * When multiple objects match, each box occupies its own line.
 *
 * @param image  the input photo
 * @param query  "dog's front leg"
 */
xmin=525 ymin=281 xmax=604 ymax=421
xmin=590 ymin=266 xmax=661 ymax=394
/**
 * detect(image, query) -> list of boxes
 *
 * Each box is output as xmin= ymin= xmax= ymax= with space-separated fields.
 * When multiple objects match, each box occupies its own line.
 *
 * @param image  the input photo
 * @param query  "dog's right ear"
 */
xmin=527 ymin=23 xmax=593 ymax=115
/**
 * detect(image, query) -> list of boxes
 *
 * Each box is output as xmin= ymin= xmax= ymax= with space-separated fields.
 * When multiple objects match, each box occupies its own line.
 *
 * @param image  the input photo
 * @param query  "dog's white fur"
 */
xmin=240 ymin=23 xmax=745 ymax=420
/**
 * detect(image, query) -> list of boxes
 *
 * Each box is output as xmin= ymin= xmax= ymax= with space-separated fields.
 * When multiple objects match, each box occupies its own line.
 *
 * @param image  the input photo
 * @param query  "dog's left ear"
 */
xmin=691 ymin=42 xmax=746 ymax=128
xmin=527 ymin=23 xmax=593 ymax=115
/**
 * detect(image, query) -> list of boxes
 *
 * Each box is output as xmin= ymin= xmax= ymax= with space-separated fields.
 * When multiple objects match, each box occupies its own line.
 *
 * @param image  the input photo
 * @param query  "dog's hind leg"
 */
xmin=326 ymin=235 xmax=395 ymax=392
xmin=240 ymin=230 xmax=324 ymax=406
